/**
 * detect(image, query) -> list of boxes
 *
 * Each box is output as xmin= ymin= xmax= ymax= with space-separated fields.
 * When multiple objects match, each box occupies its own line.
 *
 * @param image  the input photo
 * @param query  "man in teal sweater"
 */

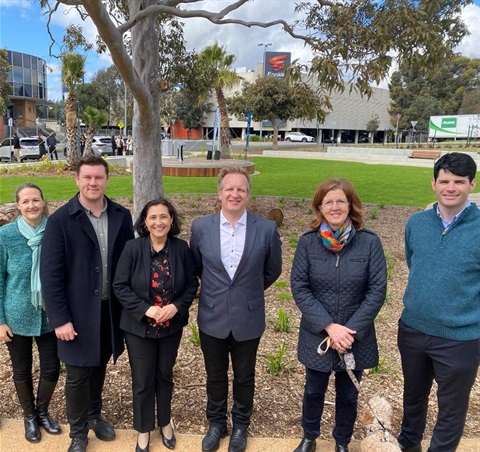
xmin=398 ymin=152 xmax=480 ymax=452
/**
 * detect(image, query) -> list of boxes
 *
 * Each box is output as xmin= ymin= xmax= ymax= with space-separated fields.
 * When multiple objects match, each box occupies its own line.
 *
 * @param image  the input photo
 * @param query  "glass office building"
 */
xmin=7 ymin=50 xmax=48 ymax=100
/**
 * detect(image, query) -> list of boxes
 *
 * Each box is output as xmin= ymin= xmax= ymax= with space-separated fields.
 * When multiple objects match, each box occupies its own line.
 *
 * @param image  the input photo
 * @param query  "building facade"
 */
xmin=1 ymin=50 xmax=48 ymax=137
xmin=203 ymin=63 xmax=392 ymax=144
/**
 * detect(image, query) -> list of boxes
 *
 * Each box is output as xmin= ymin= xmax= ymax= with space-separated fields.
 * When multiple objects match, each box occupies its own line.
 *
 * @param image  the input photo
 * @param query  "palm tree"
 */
xmin=81 ymin=106 xmax=109 ymax=156
xmin=198 ymin=43 xmax=241 ymax=159
xmin=62 ymin=53 xmax=85 ymax=168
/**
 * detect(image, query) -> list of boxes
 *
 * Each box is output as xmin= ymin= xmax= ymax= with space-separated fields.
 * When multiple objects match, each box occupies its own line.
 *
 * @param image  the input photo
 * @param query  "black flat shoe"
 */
xmin=293 ymin=437 xmax=316 ymax=452
xmin=161 ymin=426 xmax=176 ymax=450
xmin=335 ymin=444 xmax=348 ymax=452
xmin=135 ymin=432 xmax=150 ymax=452
xmin=202 ymin=424 xmax=228 ymax=452
xmin=88 ymin=416 xmax=116 ymax=441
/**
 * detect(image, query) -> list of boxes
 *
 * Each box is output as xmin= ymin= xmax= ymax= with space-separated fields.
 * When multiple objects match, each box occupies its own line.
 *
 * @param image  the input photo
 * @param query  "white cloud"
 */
xmin=456 ymin=3 xmax=480 ymax=58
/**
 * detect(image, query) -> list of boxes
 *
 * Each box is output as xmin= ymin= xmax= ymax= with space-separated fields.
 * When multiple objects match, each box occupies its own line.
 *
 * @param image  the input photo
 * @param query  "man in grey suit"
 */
xmin=190 ymin=166 xmax=282 ymax=452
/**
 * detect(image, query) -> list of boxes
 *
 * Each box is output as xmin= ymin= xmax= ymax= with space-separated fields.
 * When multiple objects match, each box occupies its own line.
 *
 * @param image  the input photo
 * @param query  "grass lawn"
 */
xmin=1 ymin=157 xmax=476 ymax=207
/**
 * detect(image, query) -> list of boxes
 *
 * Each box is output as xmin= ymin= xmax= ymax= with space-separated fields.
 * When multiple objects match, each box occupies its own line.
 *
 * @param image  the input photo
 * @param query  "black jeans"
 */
xmin=65 ymin=300 xmax=113 ymax=438
xmin=125 ymin=329 xmax=183 ymax=432
xmin=398 ymin=320 xmax=480 ymax=452
xmin=6 ymin=331 xmax=59 ymax=382
xmin=301 ymin=366 xmax=362 ymax=446
xmin=200 ymin=330 xmax=260 ymax=428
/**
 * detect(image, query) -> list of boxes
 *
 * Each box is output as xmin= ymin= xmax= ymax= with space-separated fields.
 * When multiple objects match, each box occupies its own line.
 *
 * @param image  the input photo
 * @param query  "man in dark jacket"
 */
xmin=46 ymin=131 xmax=58 ymax=160
xmin=13 ymin=132 xmax=22 ymax=162
xmin=41 ymin=155 xmax=133 ymax=452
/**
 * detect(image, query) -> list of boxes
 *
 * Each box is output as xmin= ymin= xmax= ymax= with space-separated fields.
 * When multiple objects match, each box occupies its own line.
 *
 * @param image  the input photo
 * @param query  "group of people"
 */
xmin=111 ymin=134 xmax=133 ymax=155
xmin=0 ymin=152 xmax=478 ymax=452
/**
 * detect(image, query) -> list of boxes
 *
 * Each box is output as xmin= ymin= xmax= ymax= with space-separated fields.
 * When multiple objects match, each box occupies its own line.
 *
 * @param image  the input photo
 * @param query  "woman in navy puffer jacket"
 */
xmin=291 ymin=178 xmax=387 ymax=452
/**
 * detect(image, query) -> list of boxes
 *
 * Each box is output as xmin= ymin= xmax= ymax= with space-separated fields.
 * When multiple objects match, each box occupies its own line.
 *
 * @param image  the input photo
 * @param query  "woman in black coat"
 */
xmin=290 ymin=179 xmax=387 ymax=452
xmin=113 ymin=198 xmax=198 ymax=452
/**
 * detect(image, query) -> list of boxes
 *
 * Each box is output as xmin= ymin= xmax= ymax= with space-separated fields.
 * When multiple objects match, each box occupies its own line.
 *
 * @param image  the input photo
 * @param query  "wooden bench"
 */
xmin=409 ymin=150 xmax=441 ymax=159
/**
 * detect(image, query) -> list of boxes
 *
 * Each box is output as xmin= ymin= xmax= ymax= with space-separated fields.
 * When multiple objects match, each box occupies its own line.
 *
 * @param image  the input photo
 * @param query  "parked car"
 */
xmin=285 ymin=132 xmax=315 ymax=142
xmin=0 ymin=137 xmax=41 ymax=161
xmin=91 ymin=136 xmax=115 ymax=156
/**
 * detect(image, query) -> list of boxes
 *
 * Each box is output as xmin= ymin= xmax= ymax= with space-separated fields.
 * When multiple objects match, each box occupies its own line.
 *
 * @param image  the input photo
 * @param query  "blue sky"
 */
xmin=1 ymin=0 xmax=479 ymax=101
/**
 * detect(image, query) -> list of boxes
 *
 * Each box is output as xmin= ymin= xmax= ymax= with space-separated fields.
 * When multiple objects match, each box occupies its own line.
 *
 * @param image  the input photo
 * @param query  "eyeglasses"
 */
xmin=321 ymin=200 xmax=349 ymax=208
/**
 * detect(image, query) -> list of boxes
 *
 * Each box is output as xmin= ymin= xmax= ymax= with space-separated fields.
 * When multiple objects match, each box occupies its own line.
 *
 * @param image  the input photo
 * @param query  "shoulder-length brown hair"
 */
xmin=310 ymin=178 xmax=364 ymax=230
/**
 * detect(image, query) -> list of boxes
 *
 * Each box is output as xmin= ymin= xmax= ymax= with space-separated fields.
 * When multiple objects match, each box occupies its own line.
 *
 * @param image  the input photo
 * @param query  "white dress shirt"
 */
xmin=220 ymin=210 xmax=247 ymax=279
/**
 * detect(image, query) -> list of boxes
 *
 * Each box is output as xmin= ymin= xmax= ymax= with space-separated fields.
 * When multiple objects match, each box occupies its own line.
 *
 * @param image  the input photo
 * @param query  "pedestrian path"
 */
xmin=1 ymin=418 xmax=479 ymax=451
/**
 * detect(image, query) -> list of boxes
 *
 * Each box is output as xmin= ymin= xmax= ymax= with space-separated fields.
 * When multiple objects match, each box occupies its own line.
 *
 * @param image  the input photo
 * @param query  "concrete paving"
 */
xmin=1 ymin=418 xmax=479 ymax=451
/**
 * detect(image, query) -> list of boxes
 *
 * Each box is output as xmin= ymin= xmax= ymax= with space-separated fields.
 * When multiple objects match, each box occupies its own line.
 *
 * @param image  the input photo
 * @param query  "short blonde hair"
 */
xmin=217 ymin=166 xmax=251 ymax=193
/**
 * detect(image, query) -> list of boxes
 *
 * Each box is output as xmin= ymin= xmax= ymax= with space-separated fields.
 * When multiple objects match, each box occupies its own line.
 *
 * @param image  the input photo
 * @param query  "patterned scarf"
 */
xmin=16 ymin=215 xmax=47 ymax=310
xmin=319 ymin=216 xmax=352 ymax=251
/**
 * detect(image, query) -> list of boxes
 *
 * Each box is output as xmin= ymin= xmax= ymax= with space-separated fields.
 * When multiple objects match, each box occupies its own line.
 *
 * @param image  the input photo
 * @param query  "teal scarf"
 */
xmin=16 ymin=215 xmax=47 ymax=310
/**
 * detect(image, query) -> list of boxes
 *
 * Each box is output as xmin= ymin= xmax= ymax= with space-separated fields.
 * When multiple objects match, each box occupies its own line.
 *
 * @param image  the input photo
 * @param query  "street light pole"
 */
xmin=257 ymin=42 xmax=272 ymax=140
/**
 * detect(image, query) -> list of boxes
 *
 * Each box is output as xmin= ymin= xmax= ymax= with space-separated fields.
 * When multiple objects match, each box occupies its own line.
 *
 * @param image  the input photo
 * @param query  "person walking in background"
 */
xmin=0 ymin=183 xmax=61 ymax=444
xmin=190 ymin=166 xmax=282 ymax=452
xmin=116 ymin=135 xmax=124 ymax=156
xmin=111 ymin=133 xmax=116 ymax=155
xmin=46 ymin=131 xmax=58 ymax=160
xmin=80 ymin=133 xmax=86 ymax=156
xmin=13 ymin=132 xmax=22 ymax=162
xmin=397 ymin=152 xmax=480 ymax=452
xmin=290 ymin=178 xmax=387 ymax=452
xmin=38 ymin=132 xmax=47 ymax=159
xmin=126 ymin=135 xmax=133 ymax=155
xmin=114 ymin=198 xmax=198 ymax=452
xmin=40 ymin=155 xmax=134 ymax=452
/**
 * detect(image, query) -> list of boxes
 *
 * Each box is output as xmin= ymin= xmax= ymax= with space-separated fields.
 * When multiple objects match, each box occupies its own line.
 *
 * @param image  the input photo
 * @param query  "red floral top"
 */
xmin=146 ymin=241 xmax=173 ymax=338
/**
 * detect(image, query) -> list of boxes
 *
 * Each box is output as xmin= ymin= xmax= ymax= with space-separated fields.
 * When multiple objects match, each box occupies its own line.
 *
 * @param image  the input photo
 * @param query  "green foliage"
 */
xmin=189 ymin=323 xmax=201 ymax=346
xmin=273 ymin=281 xmax=288 ymax=289
xmin=278 ymin=293 xmax=292 ymax=301
xmin=274 ymin=308 xmax=292 ymax=333
xmin=0 ymin=49 xmax=10 ymax=117
xmin=389 ymin=55 xmax=480 ymax=130
xmin=266 ymin=343 xmax=288 ymax=375
xmin=385 ymin=251 xmax=395 ymax=281
xmin=369 ymin=207 xmax=379 ymax=220
xmin=366 ymin=114 xmax=380 ymax=133
xmin=288 ymin=237 xmax=299 ymax=249
xmin=227 ymin=75 xmax=326 ymax=149
xmin=293 ymin=1 xmax=471 ymax=101
xmin=370 ymin=357 xmax=388 ymax=375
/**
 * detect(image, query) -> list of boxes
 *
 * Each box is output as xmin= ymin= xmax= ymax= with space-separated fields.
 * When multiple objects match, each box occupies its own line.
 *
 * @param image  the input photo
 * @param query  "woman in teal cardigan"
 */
xmin=0 ymin=183 xmax=61 ymax=443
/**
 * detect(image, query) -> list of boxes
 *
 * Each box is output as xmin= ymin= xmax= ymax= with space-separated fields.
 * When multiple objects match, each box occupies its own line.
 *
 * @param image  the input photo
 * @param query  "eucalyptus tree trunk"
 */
xmin=130 ymin=0 xmax=163 ymax=220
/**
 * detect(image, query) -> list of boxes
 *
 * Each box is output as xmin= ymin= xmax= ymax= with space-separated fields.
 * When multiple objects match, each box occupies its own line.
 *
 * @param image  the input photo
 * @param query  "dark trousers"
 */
xmin=48 ymin=146 xmax=58 ymax=160
xmin=125 ymin=329 xmax=183 ymax=433
xmin=301 ymin=367 xmax=362 ymax=446
xmin=6 ymin=331 xmax=59 ymax=382
xmin=65 ymin=300 xmax=113 ymax=438
xmin=398 ymin=320 xmax=480 ymax=452
xmin=200 ymin=330 xmax=260 ymax=428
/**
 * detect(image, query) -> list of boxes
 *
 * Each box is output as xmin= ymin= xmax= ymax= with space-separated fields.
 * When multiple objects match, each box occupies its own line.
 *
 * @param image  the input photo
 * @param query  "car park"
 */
xmin=285 ymin=132 xmax=316 ymax=142
xmin=0 ymin=137 xmax=41 ymax=161
xmin=91 ymin=136 xmax=115 ymax=155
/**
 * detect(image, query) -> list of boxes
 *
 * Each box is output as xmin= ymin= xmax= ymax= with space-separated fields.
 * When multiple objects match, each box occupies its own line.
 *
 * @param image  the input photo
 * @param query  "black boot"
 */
xmin=14 ymin=380 xmax=41 ymax=443
xmin=36 ymin=379 xmax=62 ymax=434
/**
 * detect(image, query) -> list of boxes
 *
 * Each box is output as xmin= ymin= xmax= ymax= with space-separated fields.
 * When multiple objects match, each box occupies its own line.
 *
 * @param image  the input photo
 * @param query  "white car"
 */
xmin=91 ymin=136 xmax=115 ymax=156
xmin=285 ymin=132 xmax=316 ymax=142
xmin=0 ymin=137 xmax=41 ymax=161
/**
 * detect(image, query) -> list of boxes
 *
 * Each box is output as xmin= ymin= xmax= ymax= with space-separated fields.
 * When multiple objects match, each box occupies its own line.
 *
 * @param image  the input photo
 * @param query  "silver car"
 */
xmin=91 ymin=136 xmax=115 ymax=156
xmin=0 ymin=137 xmax=41 ymax=161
